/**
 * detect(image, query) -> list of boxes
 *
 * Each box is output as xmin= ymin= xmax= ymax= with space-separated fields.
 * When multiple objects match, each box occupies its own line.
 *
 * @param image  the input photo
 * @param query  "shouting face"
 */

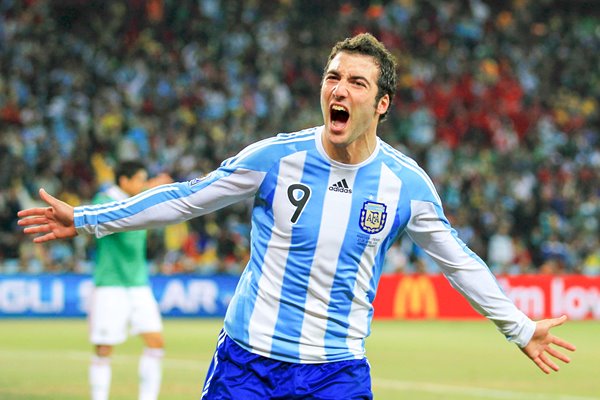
xmin=320 ymin=51 xmax=389 ymax=164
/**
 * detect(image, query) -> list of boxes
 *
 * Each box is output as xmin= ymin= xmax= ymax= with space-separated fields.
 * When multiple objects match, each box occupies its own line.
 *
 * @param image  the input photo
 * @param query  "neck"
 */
xmin=324 ymin=133 xmax=376 ymax=164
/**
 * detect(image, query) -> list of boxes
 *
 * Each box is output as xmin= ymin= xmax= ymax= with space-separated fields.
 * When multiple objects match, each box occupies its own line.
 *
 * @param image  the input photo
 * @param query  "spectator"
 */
xmin=487 ymin=220 xmax=516 ymax=274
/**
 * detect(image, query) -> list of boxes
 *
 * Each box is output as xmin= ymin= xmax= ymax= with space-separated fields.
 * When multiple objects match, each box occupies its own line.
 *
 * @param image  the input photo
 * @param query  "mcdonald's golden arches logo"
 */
xmin=393 ymin=275 xmax=438 ymax=318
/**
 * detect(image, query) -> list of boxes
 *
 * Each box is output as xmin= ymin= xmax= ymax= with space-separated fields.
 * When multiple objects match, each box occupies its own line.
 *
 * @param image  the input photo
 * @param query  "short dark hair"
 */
xmin=324 ymin=33 xmax=398 ymax=121
xmin=114 ymin=160 xmax=146 ymax=184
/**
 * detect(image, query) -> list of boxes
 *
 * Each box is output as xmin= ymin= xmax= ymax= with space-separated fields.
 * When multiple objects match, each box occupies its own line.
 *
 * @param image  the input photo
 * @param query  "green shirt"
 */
xmin=92 ymin=186 xmax=149 ymax=287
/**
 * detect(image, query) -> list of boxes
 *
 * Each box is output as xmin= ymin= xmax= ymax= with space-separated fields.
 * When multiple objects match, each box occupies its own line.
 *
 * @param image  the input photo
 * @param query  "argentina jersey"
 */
xmin=223 ymin=126 xmax=430 ymax=363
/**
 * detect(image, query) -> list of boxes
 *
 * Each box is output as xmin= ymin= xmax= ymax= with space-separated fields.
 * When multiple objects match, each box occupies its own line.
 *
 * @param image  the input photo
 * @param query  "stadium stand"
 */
xmin=0 ymin=0 xmax=598 ymax=275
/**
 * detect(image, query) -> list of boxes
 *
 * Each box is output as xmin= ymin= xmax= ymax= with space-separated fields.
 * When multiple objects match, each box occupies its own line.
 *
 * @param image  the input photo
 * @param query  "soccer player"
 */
xmin=88 ymin=160 xmax=171 ymax=400
xmin=18 ymin=33 xmax=575 ymax=399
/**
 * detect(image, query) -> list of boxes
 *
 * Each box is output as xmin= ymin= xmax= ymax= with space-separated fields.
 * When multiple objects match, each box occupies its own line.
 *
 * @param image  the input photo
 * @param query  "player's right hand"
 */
xmin=17 ymin=188 xmax=77 ymax=243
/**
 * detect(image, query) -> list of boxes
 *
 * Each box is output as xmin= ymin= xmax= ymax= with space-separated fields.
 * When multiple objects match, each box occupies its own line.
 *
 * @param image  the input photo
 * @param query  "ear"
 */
xmin=376 ymin=94 xmax=390 ymax=116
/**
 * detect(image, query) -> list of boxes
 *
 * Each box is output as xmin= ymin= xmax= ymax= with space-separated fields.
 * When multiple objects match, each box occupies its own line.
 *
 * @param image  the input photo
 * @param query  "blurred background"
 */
xmin=1 ymin=0 xmax=599 ymax=278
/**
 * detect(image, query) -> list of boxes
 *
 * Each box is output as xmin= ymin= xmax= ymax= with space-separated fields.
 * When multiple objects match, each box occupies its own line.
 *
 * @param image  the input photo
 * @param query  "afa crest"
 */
xmin=359 ymin=201 xmax=387 ymax=234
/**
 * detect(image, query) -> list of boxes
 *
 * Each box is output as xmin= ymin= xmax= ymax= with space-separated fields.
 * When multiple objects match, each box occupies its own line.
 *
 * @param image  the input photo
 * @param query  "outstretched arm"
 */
xmin=405 ymin=199 xmax=576 ymax=373
xmin=17 ymin=188 xmax=77 ymax=243
xmin=521 ymin=315 xmax=576 ymax=374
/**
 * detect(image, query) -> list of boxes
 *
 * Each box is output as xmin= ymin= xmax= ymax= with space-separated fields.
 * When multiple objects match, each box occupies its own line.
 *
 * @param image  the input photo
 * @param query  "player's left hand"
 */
xmin=521 ymin=314 xmax=576 ymax=374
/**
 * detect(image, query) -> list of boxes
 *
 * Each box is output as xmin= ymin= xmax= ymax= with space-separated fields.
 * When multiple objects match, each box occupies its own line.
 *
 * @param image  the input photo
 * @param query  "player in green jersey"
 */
xmin=88 ymin=160 xmax=171 ymax=400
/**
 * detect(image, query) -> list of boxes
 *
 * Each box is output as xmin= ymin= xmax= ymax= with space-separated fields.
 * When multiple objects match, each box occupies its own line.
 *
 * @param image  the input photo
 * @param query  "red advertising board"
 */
xmin=373 ymin=274 xmax=600 ymax=320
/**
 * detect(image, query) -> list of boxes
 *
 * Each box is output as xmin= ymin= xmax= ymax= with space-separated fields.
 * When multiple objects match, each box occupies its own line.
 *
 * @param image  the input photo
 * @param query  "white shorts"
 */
xmin=89 ymin=286 xmax=163 ymax=345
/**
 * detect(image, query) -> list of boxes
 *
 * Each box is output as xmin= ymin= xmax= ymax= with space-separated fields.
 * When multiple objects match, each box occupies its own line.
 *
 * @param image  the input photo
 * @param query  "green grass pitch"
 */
xmin=0 ymin=319 xmax=598 ymax=399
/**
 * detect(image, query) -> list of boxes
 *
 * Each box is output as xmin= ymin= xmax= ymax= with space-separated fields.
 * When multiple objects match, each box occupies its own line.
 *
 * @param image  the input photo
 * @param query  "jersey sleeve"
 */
xmin=405 ymin=191 xmax=535 ymax=348
xmin=74 ymin=152 xmax=270 ymax=238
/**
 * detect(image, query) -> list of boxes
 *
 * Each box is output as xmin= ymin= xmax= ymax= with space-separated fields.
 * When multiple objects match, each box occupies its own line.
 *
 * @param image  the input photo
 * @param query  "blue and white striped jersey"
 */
xmin=75 ymin=126 xmax=535 ymax=363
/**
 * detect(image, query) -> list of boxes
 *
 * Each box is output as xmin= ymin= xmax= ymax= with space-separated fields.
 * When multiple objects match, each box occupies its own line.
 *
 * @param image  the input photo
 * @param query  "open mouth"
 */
xmin=330 ymin=104 xmax=350 ymax=127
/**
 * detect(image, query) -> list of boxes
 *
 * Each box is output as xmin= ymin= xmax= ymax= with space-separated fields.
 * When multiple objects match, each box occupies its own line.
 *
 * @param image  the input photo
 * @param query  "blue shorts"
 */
xmin=201 ymin=330 xmax=373 ymax=399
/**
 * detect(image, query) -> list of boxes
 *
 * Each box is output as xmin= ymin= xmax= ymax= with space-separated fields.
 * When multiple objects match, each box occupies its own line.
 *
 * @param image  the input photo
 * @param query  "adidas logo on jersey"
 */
xmin=329 ymin=179 xmax=352 ymax=194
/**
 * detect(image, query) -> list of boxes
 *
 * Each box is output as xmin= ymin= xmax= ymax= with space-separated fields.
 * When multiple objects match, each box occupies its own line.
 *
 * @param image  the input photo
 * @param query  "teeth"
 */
xmin=332 ymin=105 xmax=347 ymax=112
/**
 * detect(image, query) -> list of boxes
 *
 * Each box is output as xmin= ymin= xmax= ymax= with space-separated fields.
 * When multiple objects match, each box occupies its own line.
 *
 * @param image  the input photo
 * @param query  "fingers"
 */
xmin=17 ymin=208 xmax=49 ymax=218
xmin=533 ymin=351 xmax=561 ymax=374
xmin=17 ymin=188 xmax=55 ymax=222
xmin=18 ymin=214 xmax=53 ymax=240
xmin=18 ymin=216 xmax=49 ymax=227
xmin=532 ymin=355 xmax=551 ymax=374
xmin=33 ymin=233 xmax=57 ymax=243
xmin=557 ymin=339 xmax=577 ymax=352
xmin=552 ymin=334 xmax=577 ymax=352
xmin=539 ymin=352 xmax=560 ymax=373
xmin=17 ymin=188 xmax=55 ymax=218
xmin=546 ymin=345 xmax=571 ymax=364
xmin=23 ymin=225 xmax=52 ymax=235
xmin=38 ymin=188 xmax=56 ymax=205
xmin=549 ymin=314 xmax=568 ymax=328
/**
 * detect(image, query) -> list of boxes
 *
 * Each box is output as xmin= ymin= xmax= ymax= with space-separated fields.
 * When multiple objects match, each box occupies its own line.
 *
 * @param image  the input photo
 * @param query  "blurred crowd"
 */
xmin=0 ymin=0 xmax=598 ymax=276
